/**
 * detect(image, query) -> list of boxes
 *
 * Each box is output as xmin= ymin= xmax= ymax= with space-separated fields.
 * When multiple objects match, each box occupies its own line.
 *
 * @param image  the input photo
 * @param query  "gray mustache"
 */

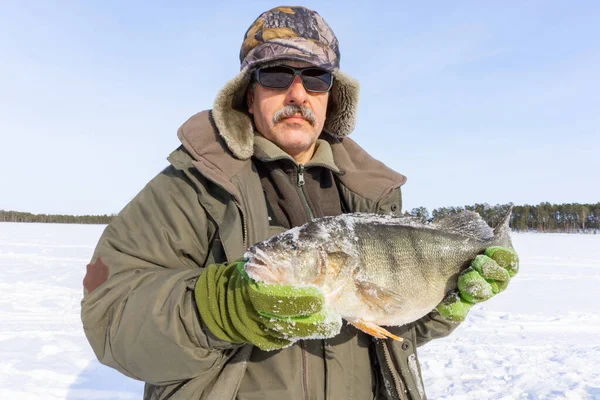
xmin=273 ymin=105 xmax=318 ymax=127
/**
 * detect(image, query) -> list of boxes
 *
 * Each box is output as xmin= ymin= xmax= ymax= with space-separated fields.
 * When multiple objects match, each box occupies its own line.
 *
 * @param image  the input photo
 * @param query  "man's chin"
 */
xmin=275 ymin=123 xmax=316 ymax=137
xmin=273 ymin=133 xmax=316 ymax=151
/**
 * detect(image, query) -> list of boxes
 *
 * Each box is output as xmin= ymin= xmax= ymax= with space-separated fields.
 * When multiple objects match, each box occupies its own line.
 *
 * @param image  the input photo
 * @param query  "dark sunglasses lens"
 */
xmin=301 ymin=68 xmax=332 ymax=92
xmin=258 ymin=66 xmax=295 ymax=89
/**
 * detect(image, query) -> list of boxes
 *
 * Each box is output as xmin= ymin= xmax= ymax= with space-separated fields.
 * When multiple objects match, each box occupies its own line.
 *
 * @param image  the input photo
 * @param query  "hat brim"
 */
xmin=241 ymin=37 xmax=339 ymax=72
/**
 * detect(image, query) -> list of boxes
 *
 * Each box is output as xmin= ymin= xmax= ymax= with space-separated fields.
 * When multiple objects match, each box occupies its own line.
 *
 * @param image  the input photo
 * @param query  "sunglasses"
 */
xmin=254 ymin=66 xmax=334 ymax=93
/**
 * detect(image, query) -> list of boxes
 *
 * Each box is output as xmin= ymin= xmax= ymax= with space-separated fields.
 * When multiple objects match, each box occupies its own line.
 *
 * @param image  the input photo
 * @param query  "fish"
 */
xmin=244 ymin=209 xmax=514 ymax=341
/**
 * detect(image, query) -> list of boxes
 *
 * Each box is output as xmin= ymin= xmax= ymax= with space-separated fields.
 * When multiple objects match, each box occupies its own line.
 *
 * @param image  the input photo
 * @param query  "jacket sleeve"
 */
xmin=412 ymin=309 xmax=462 ymax=347
xmin=81 ymin=167 xmax=239 ymax=385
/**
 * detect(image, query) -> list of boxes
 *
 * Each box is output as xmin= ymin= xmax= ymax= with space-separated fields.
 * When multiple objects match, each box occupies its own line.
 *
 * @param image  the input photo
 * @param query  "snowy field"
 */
xmin=0 ymin=223 xmax=599 ymax=400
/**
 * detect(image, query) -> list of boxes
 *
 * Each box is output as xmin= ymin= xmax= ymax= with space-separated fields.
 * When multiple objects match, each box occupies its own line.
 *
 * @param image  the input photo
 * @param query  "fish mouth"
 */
xmin=245 ymin=247 xmax=284 ymax=284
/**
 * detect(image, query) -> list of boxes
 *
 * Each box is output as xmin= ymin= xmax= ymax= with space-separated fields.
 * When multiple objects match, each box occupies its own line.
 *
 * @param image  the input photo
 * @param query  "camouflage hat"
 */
xmin=240 ymin=6 xmax=340 ymax=71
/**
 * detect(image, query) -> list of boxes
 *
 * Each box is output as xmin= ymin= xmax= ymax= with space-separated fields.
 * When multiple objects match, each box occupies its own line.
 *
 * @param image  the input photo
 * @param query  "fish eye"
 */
xmin=286 ymin=239 xmax=297 ymax=251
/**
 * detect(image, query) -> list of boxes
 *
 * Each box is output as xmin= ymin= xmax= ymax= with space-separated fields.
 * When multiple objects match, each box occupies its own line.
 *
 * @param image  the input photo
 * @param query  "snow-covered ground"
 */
xmin=0 ymin=223 xmax=598 ymax=399
xmin=420 ymin=233 xmax=600 ymax=399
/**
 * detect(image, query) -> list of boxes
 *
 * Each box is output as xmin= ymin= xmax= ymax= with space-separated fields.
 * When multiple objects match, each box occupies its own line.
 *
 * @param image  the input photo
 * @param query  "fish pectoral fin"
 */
xmin=326 ymin=251 xmax=351 ymax=277
xmin=244 ymin=263 xmax=280 ymax=283
xmin=354 ymin=280 xmax=404 ymax=314
xmin=349 ymin=319 xmax=403 ymax=342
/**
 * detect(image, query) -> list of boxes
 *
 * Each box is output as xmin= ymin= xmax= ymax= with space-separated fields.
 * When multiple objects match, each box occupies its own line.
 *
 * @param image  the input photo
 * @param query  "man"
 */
xmin=81 ymin=6 xmax=518 ymax=399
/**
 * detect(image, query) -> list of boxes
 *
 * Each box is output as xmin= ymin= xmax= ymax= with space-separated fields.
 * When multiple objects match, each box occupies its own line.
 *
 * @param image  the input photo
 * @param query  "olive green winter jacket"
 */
xmin=81 ymin=111 xmax=460 ymax=399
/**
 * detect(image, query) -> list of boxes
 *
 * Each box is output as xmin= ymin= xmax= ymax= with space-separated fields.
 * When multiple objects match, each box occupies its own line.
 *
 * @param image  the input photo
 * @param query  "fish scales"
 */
xmin=352 ymin=223 xmax=496 ymax=324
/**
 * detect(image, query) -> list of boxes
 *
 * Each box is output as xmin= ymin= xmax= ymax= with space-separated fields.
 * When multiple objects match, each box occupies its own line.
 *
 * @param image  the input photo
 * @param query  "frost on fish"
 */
xmin=244 ymin=210 xmax=514 ymax=342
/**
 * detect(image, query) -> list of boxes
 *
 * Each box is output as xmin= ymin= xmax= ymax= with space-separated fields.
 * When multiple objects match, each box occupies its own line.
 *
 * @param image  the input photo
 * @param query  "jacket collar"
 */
xmin=172 ymin=110 xmax=247 ymax=202
xmin=171 ymin=110 xmax=406 ymax=204
xmin=253 ymin=135 xmax=342 ymax=174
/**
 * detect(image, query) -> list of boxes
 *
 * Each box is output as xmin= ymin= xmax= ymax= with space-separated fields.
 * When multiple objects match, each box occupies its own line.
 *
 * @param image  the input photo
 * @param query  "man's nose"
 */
xmin=285 ymin=75 xmax=308 ymax=105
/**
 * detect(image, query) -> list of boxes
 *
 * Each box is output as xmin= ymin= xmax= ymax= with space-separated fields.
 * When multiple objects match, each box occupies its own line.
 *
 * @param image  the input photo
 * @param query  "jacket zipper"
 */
xmin=381 ymin=340 xmax=407 ymax=400
xmin=297 ymin=164 xmax=314 ymax=219
xmin=297 ymin=164 xmax=306 ymax=186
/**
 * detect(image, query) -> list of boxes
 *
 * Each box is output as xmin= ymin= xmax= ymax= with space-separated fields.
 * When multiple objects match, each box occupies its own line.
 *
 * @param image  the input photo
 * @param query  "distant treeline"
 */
xmin=407 ymin=202 xmax=600 ymax=233
xmin=0 ymin=210 xmax=114 ymax=224
xmin=2 ymin=202 xmax=600 ymax=232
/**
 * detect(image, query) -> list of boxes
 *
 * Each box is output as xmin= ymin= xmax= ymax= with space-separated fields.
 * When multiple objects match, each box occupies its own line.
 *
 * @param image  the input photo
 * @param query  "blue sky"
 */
xmin=1 ymin=1 xmax=598 ymax=215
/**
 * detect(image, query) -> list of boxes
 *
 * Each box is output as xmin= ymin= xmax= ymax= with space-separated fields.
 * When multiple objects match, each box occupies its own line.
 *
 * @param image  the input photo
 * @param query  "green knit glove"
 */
xmin=195 ymin=260 xmax=342 ymax=351
xmin=436 ymin=246 xmax=519 ymax=322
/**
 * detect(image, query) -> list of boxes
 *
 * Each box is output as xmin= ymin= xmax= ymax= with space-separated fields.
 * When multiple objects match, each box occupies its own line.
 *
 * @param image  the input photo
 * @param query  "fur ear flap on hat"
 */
xmin=324 ymin=70 xmax=360 ymax=137
xmin=212 ymin=68 xmax=255 ymax=160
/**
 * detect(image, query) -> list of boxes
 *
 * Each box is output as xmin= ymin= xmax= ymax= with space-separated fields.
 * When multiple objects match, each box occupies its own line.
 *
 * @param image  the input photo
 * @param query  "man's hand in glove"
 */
xmin=195 ymin=260 xmax=341 ymax=351
xmin=436 ymin=246 xmax=519 ymax=322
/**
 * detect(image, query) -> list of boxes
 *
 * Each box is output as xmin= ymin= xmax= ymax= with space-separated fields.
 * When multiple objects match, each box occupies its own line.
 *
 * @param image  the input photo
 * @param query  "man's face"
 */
xmin=247 ymin=61 xmax=330 ymax=163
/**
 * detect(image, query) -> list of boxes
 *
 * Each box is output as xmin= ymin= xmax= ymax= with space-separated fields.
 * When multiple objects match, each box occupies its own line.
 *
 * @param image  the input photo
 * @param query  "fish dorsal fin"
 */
xmin=493 ymin=206 xmax=513 ymax=247
xmin=434 ymin=211 xmax=493 ymax=239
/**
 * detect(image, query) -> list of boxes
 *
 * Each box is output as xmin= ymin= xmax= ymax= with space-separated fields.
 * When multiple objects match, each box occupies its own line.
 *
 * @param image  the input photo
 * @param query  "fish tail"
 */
xmin=349 ymin=319 xmax=403 ymax=342
xmin=493 ymin=206 xmax=513 ymax=247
